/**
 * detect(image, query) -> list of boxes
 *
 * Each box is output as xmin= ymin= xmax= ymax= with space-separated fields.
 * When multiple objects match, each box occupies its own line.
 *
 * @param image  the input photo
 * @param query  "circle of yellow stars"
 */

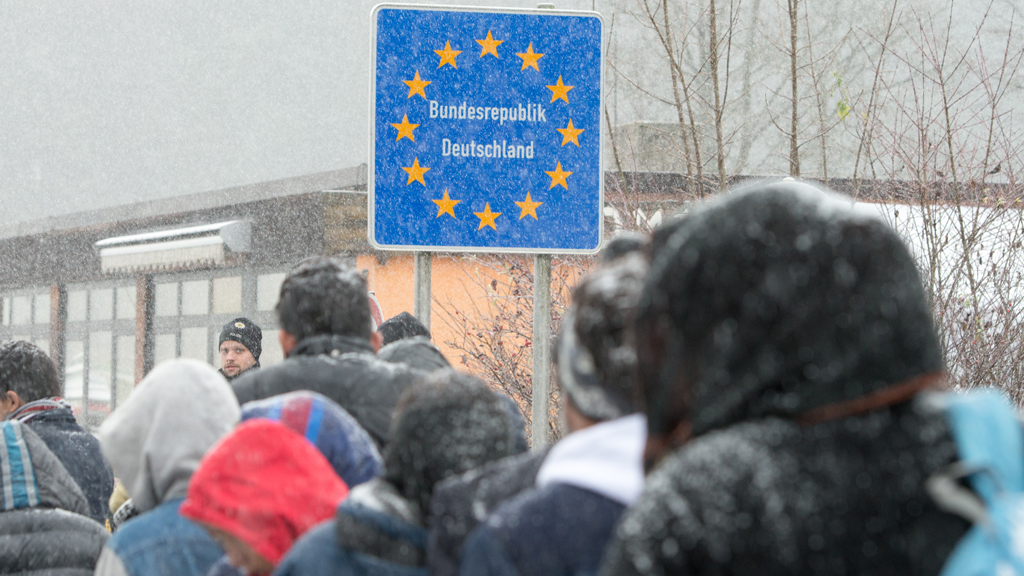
xmin=388 ymin=29 xmax=586 ymax=233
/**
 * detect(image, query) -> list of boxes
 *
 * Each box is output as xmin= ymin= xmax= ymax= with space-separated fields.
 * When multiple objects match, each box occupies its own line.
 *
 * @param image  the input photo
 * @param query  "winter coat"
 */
xmin=241 ymin=391 xmax=383 ymax=487
xmin=377 ymin=336 xmax=449 ymax=373
xmin=428 ymin=449 xmax=549 ymax=576
xmin=460 ymin=414 xmax=647 ymax=576
xmin=599 ymin=395 xmax=971 ymax=576
xmin=94 ymin=359 xmax=240 ymax=576
xmin=0 ymin=420 xmax=109 ymax=575
xmin=274 ymin=478 xmax=429 ymax=576
xmin=601 ymin=184 xmax=970 ymax=576
xmin=181 ymin=419 xmax=349 ymax=568
xmin=377 ymin=338 xmax=527 ymax=454
xmin=18 ymin=403 xmax=115 ymax=524
xmin=232 ymin=334 xmax=422 ymax=448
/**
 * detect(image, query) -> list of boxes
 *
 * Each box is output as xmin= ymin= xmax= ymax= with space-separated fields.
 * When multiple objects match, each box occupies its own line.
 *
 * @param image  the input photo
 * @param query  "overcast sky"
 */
xmin=0 ymin=0 xmax=599 ymax=227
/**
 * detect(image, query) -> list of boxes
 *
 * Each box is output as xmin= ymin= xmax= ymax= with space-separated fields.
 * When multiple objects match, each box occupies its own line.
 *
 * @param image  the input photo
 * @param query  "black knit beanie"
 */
xmin=218 ymin=318 xmax=263 ymax=361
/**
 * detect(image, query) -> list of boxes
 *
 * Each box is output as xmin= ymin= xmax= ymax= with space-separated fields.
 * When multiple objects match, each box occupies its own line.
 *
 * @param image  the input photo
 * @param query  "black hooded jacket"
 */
xmin=24 ymin=406 xmax=115 ymax=525
xmin=600 ymin=184 xmax=970 ymax=576
xmin=231 ymin=334 xmax=422 ymax=448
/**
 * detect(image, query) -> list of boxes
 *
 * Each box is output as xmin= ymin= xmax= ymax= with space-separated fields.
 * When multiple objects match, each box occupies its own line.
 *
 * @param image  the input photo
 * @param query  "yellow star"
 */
xmin=556 ymin=119 xmax=585 ymax=147
xmin=545 ymin=161 xmax=573 ymax=189
xmin=547 ymin=76 xmax=574 ymax=104
xmin=515 ymin=192 xmax=543 ymax=220
xmin=402 ymin=158 xmax=430 ymax=186
xmin=476 ymin=30 xmax=503 ymax=58
xmin=403 ymin=71 xmax=431 ymax=99
xmin=432 ymin=189 xmax=460 ymax=218
xmin=474 ymin=202 xmax=502 ymax=231
xmin=391 ymin=114 xmax=419 ymax=142
xmin=434 ymin=40 xmax=462 ymax=69
xmin=516 ymin=43 xmax=544 ymax=71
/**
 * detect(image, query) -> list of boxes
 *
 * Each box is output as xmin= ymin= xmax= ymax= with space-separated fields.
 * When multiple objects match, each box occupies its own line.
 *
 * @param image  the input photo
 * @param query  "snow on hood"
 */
xmin=98 ymin=359 xmax=240 ymax=512
xmin=536 ymin=413 xmax=647 ymax=506
xmin=640 ymin=182 xmax=943 ymax=437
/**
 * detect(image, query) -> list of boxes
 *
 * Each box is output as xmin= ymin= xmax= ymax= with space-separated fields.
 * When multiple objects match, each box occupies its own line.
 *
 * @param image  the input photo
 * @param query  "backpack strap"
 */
xmin=943 ymin=389 xmax=1024 ymax=502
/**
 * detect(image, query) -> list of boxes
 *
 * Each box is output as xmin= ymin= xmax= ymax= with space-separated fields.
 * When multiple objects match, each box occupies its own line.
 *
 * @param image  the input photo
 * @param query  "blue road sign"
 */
xmin=370 ymin=5 xmax=603 ymax=253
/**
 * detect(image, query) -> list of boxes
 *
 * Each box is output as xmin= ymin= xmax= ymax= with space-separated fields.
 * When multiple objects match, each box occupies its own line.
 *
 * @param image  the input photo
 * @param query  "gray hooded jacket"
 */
xmin=94 ymin=359 xmax=240 ymax=576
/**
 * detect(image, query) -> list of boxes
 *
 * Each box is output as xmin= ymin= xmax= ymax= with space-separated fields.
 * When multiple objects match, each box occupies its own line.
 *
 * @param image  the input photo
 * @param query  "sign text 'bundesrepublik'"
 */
xmin=370 ymin=5 xmax=603 ymax=253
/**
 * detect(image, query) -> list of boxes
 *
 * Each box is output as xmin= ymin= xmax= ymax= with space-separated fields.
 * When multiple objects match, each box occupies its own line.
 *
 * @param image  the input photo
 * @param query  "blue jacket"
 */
xmin=275 ymin=479 xmax=428 ymax=576
xmin=459 ymin=415 xmax=646 ymax=576
xmin=98 ymin=497 xmax=223 ymax=576
xmin=460 ymin=484 xmax=625 ymax=576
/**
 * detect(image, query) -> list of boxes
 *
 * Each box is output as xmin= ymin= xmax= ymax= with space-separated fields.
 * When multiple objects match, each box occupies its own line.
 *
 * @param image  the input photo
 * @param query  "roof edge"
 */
xmin=0 ymin=165 xmax=367 ymax=240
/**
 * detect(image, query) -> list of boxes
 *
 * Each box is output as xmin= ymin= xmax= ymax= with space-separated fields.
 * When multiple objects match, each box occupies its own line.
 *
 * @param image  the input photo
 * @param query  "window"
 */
xmin=67 ymin=290 xmax=88 ymax=323
xmin=90 ymin=289 xmax=113 ymax=321
xmin=151 ymin=268 xmax=286 ymax=371
xmin=63 ymin=283 xmax=137 ymax=431
xmin=180 ymin=327 xmax=208 ymax=362
xmin=155 ymin=283 xmax=178 ymax=317
xmin=0 ymin=290 xmax=51 ymax=347
xmin=181 ymin=281 xmax=209 ymax=316
xmin=33 ymin=293 xmax=49 ymax=324
xmin=11 ymin=295 xmax=31 ymax=325
xmin=257 ymin=273 xmax=286 ymax=311
xmin=212 ymin=276 xmax=242 ymax=314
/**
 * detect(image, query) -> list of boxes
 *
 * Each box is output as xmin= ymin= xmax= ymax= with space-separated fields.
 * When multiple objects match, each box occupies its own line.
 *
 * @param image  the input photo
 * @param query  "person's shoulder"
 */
xmin=276 ymin=519 xmax=364 ymax=576
xmin=433 ymin=449 xmax=547 ymax=518
xmin=109 ymin=499 xmax=212 ymax=554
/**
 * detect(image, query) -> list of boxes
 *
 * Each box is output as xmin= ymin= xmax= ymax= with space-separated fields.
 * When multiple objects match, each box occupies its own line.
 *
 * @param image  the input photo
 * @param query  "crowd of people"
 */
xmin=0 ymin=180 xmax=1020 ymax=575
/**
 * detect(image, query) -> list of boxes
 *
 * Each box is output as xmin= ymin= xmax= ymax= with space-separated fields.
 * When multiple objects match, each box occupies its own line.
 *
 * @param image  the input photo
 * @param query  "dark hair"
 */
xmin=275 ymin=257 xmax=373 ymax=342
xmin=384 ymin=370 xmax=514 ymax=515
xmin=0 ymin=341 xmax=61 ymax=402
xmin=378 ymin=312 xmax=430 ymax=346
xmin=636 ymin=183 xmax=944 ymax=439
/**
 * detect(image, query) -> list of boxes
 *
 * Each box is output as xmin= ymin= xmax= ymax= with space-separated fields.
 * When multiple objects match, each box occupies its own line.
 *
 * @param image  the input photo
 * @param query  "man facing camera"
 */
xmin=217 ymin=318 xmax=261 ymax=381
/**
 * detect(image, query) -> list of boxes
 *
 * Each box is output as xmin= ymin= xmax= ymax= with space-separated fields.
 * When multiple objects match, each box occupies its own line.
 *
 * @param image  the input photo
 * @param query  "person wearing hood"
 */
xmin=241 ymin=391 xmax=383 ymax=487
xmin=377 ymin=335 xmax=450 ymax=373
xmin=180 ymin=419 xmax=350 ymax=576
xmin=0 ymin=420 xmax=109 ymax=575
xmin=377 ymin=311 xmax=431 ymax=347
xmin=459 ymin=255 xmax=649 ymax=576
xmin=273 ymin=369 xmax=520 ymax=576
xmin=427 ymin=235 xmax=649 ymax=576
xmin=231 ymin=257 xmax=423 ymax=448
xmin=94 ymin=359 xmax=241 ymax=576
xmin=0 ymin=340 xmax=114 ymax=525
xmin=377 ymin=335 xmax=529 ymax=455
xmin=599 ymin=183 xmax=972 ymax=576
xmin=217 ymin=318 xmax=262 ymax=381
xmin=201 ymin=391 xmax=385 ymax=576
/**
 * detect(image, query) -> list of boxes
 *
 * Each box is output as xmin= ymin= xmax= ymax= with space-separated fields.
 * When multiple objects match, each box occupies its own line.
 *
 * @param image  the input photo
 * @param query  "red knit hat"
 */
xmin=180 ymin=419 xmax=349 ymax=566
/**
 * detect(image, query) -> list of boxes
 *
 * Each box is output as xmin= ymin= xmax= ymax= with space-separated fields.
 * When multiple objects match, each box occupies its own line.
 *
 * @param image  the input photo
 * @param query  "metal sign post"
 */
xmin=370 ymin=4 xmax=603 ymax=448
xmin=414 ymin=251 xmax=432 ymax=329
xmin=531 ymin=253 xmax=552 ymax=448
